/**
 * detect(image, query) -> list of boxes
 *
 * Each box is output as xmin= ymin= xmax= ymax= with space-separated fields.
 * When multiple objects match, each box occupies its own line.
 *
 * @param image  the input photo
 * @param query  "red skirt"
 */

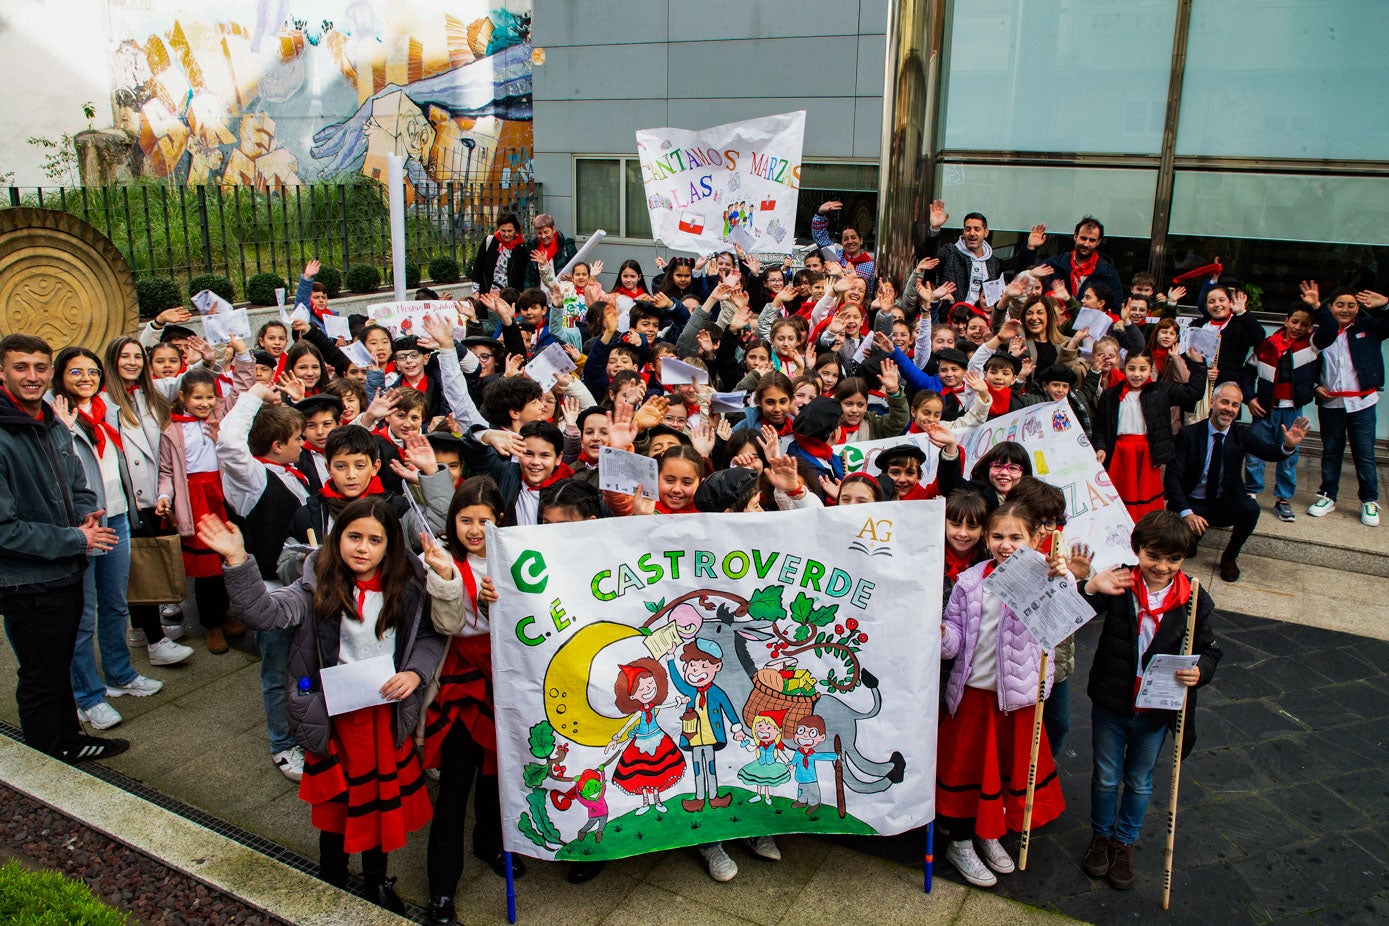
xmin=936 ymin=686 xmax=1065 ymax=839
xmin=181 ymin=470 xmax=228 ymax=578
xmin=299 ymin=703 xmax=432 ymax=854
xmin=612 ymin=732 xmax=686 ymax=794
xmin=1109 ymin=434 xmax=1165 ymax=521
xmin=420 ymin=635 xmax=497 ymax=776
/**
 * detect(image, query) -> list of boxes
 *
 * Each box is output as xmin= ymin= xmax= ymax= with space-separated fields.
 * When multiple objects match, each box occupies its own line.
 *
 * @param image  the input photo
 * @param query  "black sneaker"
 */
xmin=426 ymin=894 xmax=456 ymax=925
xmin=62 ymin=735 xmax=130 ymax=763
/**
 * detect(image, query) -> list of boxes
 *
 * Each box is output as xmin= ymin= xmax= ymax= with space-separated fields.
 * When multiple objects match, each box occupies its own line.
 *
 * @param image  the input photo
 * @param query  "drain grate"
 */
xmin=0 ymin=719 xmax=431 ymax=924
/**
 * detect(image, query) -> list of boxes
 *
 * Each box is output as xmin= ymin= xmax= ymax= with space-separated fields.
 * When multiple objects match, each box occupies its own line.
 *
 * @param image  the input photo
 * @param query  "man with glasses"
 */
xmin=0 ymin=334 xmax=128 ymax=762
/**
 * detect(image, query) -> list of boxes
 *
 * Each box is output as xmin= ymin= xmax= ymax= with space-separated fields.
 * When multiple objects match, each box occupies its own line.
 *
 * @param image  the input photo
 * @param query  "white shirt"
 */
xmin=454 ymin=552 xmax=490 ymax=639
xmin=94 ymin=436 xmax=127 ymax=518
xmin=1117 ymin=390 xmax=1146 ymax=436
xmin=967 ymin=587 xmax=1002 ymax=691
xmin=1137 ymin=581 xmax=1172 ymax=673
xmin=182 ymin=420 xmax=218 ymax=473
xmin=514 ymin=483 xmax=540 ymax=526
xmin=1320 ymin=328 xmax=1378 ymax=413
xmin=339 ymin=588 xmax=397 ymax=664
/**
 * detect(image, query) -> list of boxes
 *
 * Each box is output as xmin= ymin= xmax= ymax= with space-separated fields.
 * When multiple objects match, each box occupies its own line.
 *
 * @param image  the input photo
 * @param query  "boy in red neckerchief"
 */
xmin=1245 ymin=304 xmax=1317 ymax=522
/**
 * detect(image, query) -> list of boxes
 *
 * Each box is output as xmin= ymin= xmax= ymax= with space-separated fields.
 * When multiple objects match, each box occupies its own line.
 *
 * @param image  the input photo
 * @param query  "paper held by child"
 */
xmin=1074 ymin=308 xmax=1113 ymax=341
xmin=191 ymin=289 xmax=235 ymax=315
xmin=524 ymin=342 xmax=576 ymax=392
xmin=710 ymin=391 xmax=750 ymax=413
xmin=982 ymin=547 xmax=1096 ymax=651
xmin=981 ymin=277 xmax=1006 ymax=306
xmin=1187 ymin=326 xmax=1221 ymax=361
xmin=640 ymin=621 xmax=683 ymax=659
xmin=598 ymin=446 xmax=659 ymax=499
xmin=340 ymin=340 xmax=375 ymax=369
xmin=201 ymin=308 xmax=251 ymax=344
xmin=320 ymin=653 xmax=396 ymax=716
xmin=661 ymin=357 xmax=711 ymax=386
xmin=280 ymin=303 xmax=311 ymax=327
xmin=323 ymin=314 xmax=352 ymax=342
xmin=1135 ymin=654 xmax=1202 ymax=710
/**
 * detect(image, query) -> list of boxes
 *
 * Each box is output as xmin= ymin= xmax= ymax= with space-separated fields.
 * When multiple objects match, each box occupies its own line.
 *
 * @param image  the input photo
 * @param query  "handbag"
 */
xmin=126 ymin=535 xmax=188 ymax=605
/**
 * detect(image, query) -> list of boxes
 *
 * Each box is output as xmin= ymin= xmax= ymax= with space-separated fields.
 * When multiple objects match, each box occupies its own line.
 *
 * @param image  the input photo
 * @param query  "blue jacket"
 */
xmin=667 ymin=658 xmax=740 ymax=751
xmin=1312 ymin=304 xmax=1389 ymax=393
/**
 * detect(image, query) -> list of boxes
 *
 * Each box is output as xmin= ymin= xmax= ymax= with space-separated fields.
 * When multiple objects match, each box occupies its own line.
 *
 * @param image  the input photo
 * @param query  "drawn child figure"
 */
xmin=736 ymin=708 xmax=791 ymax=803
xmin=789 ymin=715 xmax=838 ymax=818
xmin=667 ymin=639 xmax=745 ymax=812
xmin=571 ymin=768 xmax=610 ymax=843
xmin=609 ymin=658 xmax=688 ymax=815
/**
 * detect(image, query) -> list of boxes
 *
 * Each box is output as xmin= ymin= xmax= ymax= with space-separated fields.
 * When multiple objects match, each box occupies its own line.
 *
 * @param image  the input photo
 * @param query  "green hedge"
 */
xmin=428 ymin=255 xmax=462 ymax=284
xmin=344 ymin=264 xmax=381 ymax=293
xmin=187 ymin=273 xmax=235 ymax=302
xmin=245 ymin=271 xmax=287 ymax=307
xmin=135 ymin=277 xmax=183 ymax=319
xmin=316 ymin=266 xmax=343 ymax=298
xmin=0 ymin=860 xmax=129 ymax=925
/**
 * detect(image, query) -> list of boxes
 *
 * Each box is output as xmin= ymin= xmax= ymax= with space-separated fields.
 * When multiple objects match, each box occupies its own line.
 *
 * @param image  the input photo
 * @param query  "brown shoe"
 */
xmin=205 ymin=627 xmax=228 ymax=655
xmin=223 ymin=616 xmax=248 ymax=638
xmin=682 ymin=798 xmax=706 ymax=812
xmin=1219 ymin=555 xmax=1240 ymax=582
xmin=790 ymin=801 xmax=807 ymax=809
xmin=1107 ymin=841 xmax=1135 ymax=890
xmin=708 ymin=793 xmax=732 ymax=809
xmin=1082 ymin=832 xmax=1113 ymax=877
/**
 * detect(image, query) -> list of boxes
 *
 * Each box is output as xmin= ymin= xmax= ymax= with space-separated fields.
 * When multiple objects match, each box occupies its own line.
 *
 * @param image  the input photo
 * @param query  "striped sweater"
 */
xmin=1252 ymin=331 xmax=1318 ymax=408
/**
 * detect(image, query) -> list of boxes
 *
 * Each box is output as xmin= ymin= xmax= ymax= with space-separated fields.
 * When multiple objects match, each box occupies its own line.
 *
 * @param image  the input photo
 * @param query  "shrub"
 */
xmin=245 ymin=271 xmax=288 ymax=307
xmin=344 ymin=264 xmax=382 ymax=293
xmin=405 ymin=263 xmax=421 ymax=289
xmin=316 ymin=265 xmax=343 ymax=298
xmin=428 ymin=255 xmax=462 ymax=284
xmin=187 ymin=273 xmax=235 ymax=303
xmin=0 ymin=859 xmax=129 ymax=924
xmin=135 ymin=277 xmax=183 ymax=319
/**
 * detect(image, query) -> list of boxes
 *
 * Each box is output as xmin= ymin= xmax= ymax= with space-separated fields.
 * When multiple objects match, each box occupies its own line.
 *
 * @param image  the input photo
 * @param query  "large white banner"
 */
xmin=488 ymin=501 xmax=940 ymax=861
xmin=635 ymin=111 xmax=805 ymax=254
xmin=836 ymin=401 xmax=1134 ymax=571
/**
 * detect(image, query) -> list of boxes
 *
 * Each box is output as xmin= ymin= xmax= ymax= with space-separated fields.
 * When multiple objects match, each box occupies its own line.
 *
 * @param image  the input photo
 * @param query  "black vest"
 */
xmin=230 ymin=473 xmax=304 ymax=581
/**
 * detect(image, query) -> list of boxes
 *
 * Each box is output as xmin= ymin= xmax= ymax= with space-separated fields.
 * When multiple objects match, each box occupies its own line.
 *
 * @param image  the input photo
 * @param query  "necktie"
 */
xmin=1208 ymin=432 xmax=1224 ymax=500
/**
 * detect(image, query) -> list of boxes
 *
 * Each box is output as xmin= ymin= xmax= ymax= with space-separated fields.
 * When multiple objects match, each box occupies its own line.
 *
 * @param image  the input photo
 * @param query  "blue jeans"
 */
xmin=1317 ymin=404 xmax=1378 ymax=503
xmin=1044 ymin=676 xmax=1071 ymax=758
xmin=255 ymin=627 xmax=297 ymax=753
xmin=70 ymin=513 xmax=138 ymax=709
xmin=1244 ymin=405 xmax=1301 ymax=500
xmin=1090 ymin=705 xmax=1170 ymax=846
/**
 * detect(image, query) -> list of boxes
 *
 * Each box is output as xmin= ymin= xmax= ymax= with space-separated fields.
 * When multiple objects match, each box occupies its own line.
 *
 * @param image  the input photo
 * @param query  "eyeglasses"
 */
xmin=989 ymin=462 xmax=1024 ymax=475
xmin=1038 ymin=517 xmax=1065 ymax=529
xmin=394 ymin=351 xmax=422 ymax=361
xmin=66 ymin=368 xmax=101 ymax=379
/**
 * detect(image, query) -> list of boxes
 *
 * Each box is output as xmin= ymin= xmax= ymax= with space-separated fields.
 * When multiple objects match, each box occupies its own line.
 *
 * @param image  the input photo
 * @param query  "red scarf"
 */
xmin=839 ymin=421 xmax=861 ymax=441
xmin=1 ymin=386 xmax=43 ymax=421
xmin=899 ymin=482 xmax=933 ymax=501
xmin=846 ymin=251 xmax=873 ymax=267
xmin=1118 ymin=381 xmax=1145 ymax=402
xmin=694 ymin=683 xmax=712 ymax=709
xmin=352 ymin=572 xmax=383 ymax=621
xmin=321 ymin=475 xmax=385 ymax=500
xmin=578 ymin=448 xmax=600 ymax=466
xmin=944 ymin=545 xmax=977 ymax=583
xmin=401 ymin=372 xmax=429 ymax=393
xmin=1068 ymin=251 xmax=1099 ymax=295
xmin=767 ymin=415 xmax=794 ymax=437
xmin=797 ymin=746 xmax=817 ymax=768
xmin=654 ymin=499 xmax=698 ymax=514
xmin=524 ymin=462 xmax=573 ymax=490
xmin=75 ymin=396 xmax=124 ymax=457
xmin=495 ymin=235 xmax=521 ymax=252
xmin=1130 ymin=567 xmax=1192 ymax=706
xmin=257 ymin=456 xmax=309 ymax=485
xmin=1105 ymin=367 xmax=1126 ymax=389
xmin=981 ymin=559 xmax=999 ymax=580
xmin=1151 ymin=346 xmax=1170 ymax=375
xmin=303 ymin=439 xmax=326 ymax=454
xmin=615 ymin=285 xmax=646 ymax=300
xmin=794 ymin=435 xmax=835 ymax=460
xmin=534 ymin=237 xmax=558 ymax=263
xmin=169 ymin=412 xmax=208 ymax=424
xmin=987 ymin=385 xmax=1013 ymax=417
xmin=453 ymin=555 xmax=480 ymax=624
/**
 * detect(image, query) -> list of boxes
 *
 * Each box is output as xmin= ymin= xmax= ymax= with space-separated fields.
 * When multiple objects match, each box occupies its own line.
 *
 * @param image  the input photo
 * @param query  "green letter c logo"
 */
xmin=512 ymin=549 xmax=548 ymax=593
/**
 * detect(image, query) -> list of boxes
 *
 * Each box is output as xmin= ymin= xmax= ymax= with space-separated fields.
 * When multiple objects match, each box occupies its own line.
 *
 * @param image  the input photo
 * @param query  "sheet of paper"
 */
xmin=598 ymin=446 xmax=659 ymax=498
xmin=340 ymin=340 xmax=374 ymax=369
xmin=1134 ymin=654 xmax=1201 ymax=711
xmin=279 ymin=303 xmax=311 ymax=328
xmin=982 ymin=548 xmax=1096 ymax=651
xmin=1187 ymin=326 xmax=1221 ymax=362
xmin=274 ymin=287 xmax=286 ymax=307
xmin=402 ymin=483 xmax=431 ymax=537
xmin=320 ymin=653 xmax=395 ymax=716
xmin=710 ymin=391 xmax=750 ymax=414
xmin=1073 ymin=308 xmax=1113 ymax=341
xmin=981 ymin=277 xmax=1006 ymax=306
xmin=614 ymin=295 xmax=635 ymax=333
xmin=201 ymin=308 xmax=251 ymax=344
xmin=661 ymin=357 xmax=710 ymax=386
xmin=191 ymin=289 xmax=234 ymax=316
xmin=323 ymin=314 xmax=352 ymax=342
xmin=642 ymin=622 xmax=683 ymax=659
xmin=524 ymin=342 xmax=576 ymax=392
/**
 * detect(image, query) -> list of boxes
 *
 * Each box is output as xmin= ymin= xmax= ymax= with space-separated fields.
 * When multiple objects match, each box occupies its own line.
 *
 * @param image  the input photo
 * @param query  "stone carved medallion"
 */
xmin=0 ymin=208 xmax=138 ymax=351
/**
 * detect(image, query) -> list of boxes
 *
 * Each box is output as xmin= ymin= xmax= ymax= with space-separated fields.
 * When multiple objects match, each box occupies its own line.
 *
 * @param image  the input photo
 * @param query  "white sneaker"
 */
xmin=746 ymin=836 xmax=781 ymax=861
xmin=424 ymin=767 xmax=441 ymax=781
xmin=699 ymin=843 xmax=738 ymax=882
xmin=79 ymin=702 xmax=123 ymax=730
xmin=147 ymin=638 xmax=194 ymax=666
xmin=161 ymin=621 xmax=186 ymax=641
xmin=1307 ymin=495 xmax=1336 ymax=517
xmin=106 ymin=674 xmax=163 ymax=698
xmin=976 ymin=837 xmax=1016 ymax=874
xmin=273 ymin=746 xmax=305 ymax=782
xmin=1362 ymin=502 xmax=1381 ymax=527
xmin=945 ymin=839 xmax=997 ymax=887
xmin=127 ymin=627 xmax=148 ymax=648
xmin=159 ymin=603 xmax=183 ymax=619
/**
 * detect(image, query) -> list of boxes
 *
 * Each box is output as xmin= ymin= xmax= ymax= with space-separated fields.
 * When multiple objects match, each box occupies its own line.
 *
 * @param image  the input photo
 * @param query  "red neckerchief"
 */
xmin=524 ymin=461 xmax=573 ymax=490
xmin=1207 ymin=317 xmax=1230 ymax=333
xmin=840 ymin=422 xmax=861 ymax=441
xmin=1 ymin=386 xmax=44 ymax=421
xmin=1105 ymin=367 xmax=1126 ymax=389
xmin=941 ymin=384 xmax=964 ymax=397
xmin=75 ymin=396 xmax=124 ymax=456
xmin=124 ymin=381 xmax=140 ymax=396
xmin=615 ymin=285 xmax=646 ymax=300
xmin=495 ymin=235 xmax=521 ymax=252
xmin=846 ymin=251 xmax=872 ymax=267
xmin=310 ymin=303 xmax=333 ymax=321
xmin=321 ymin=475 xmax=385 ymax=500
xmin=535 ymin=237 xmax=558 ymax=263
xmin=1152 ymin=346 xmax=1170 ymax=374
xmin=769 ymin=415 xmax=794 ymax=437
xmin=169 ymin=412 xmax=207 ymax=424
xmin=453 ymin=555 xmax=480 ymax=624
xmin=694 ymin=683 xmax=712 ymax=709
xmin=654 ymin=499 xmax=698 ymax=514
xmin=795 ymin=435 xmax=834 ymax=459
xmin=401 ymin=372 xmax=428 ymax=392
xmin=982 ymin=559 xmax=1000 ymax=580
xmin=1130 ymin=567 xmax=1193 ymax=706
xmin=303 ymin=439 xmax=325 ymax=454
xmin=1069 ymin=251 xmax=1099 ymax=295
xmin=1118 ymin=381 xmax=1145 ymax=402
xmin=987 ymin=385 xmax=1013 ymax=417
xmin=797 ymin=746 xmax=817 ymax=768
xmin=352 ymin=572 xmax=383 ymax=621
xmin=273 ymin=353 xmax=288 ymax=378
xmin=257 ymin=457 xmax=309 ymax=485
xmin=900 ymin=483 xmax=932 ymax=501
xmin=944 ymin=545 xmax=976 ymax=583
xmin=578 ymin=448 xmax=600 ymax=466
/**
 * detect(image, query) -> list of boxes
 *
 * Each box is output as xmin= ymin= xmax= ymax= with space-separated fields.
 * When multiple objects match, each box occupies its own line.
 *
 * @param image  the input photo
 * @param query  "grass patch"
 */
xmin=0 ymin=859 xmax=128 ymax=924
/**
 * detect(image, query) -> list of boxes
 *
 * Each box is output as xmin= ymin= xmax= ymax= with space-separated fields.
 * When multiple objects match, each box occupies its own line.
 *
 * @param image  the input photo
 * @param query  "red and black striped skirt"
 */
xmin=420 ymin=635 xmax=497 ymax=776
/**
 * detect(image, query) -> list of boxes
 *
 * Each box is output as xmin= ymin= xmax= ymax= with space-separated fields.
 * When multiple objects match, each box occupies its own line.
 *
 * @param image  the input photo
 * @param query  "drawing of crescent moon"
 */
xmin=543 ymin=621 xmax=643 ymax=747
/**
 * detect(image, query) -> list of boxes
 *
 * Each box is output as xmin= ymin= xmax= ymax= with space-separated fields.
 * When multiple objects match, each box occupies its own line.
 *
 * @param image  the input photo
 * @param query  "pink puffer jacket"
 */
xmin=940 ymin=560 xmax=1054 ymax=715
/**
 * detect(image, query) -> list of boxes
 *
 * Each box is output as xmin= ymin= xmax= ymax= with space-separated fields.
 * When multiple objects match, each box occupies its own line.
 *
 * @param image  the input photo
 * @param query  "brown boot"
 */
xmin=205 ymin=627 xmax=228 ymax=655
xmin=1082 ymin=832 xmax=1113 ymax=877
xmin=1107 ymin=841 xmax=1135 ymax=890
xmin=682 ymin=797 xmax=706 ymax=812
xmin=223 ymin=616 xmax=248 ymax=638
xmin=708 ymin=793 xmax=732 ymax=809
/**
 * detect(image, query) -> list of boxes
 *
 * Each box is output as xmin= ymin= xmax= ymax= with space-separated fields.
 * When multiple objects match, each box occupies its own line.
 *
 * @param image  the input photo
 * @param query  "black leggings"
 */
xmin=319 ymin=831 xmax=387 ymax=885
xmin=193 ymin=575 xmax=229 ymax=630
xmin=427 ymin=721 xmax=502 ymax=897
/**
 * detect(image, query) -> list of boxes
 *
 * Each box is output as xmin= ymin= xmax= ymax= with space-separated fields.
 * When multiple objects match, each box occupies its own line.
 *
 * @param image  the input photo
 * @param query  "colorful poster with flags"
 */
xmin=636 ymin=111 xmax=805 ymax=254
xmin=487 ymin=500 xmax=940 ymax=861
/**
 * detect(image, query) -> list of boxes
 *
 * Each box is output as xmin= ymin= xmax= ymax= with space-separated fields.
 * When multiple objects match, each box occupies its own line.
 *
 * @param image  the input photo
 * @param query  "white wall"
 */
xmin=0 ymin=0 xmax=115 ymax=186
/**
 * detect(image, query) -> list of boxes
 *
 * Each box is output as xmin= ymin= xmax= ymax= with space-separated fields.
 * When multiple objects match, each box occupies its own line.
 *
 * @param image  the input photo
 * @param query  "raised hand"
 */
xmin=482 ymin=428 xmax=527 ymax=458
xmin=389 ymin=458 xmax=421 ymax=485
xmin=275 ymin=370 xmax=306 ymax=403
xmin=51 ymin=394 xmax=77 ymax=430
xmin=873 ymin=330 xmax=894 ymax=355
xmin=916 ymin=256 xmax=940 ymax=272
xmin=928 ymin=200 xmax=949 ymax=230
xmin=303 ymin=258 xmax=321 ymax=280
xmin=630 ymin=485 xmax=656 ymax=516
xmin=1051 ymin=280 xmax=1071 ymax=302
xmin=364 ymin=387 xmax=401 ymax=425
xmin=759 ymin=422 xmax=782 ymax=459
xmin=422 ymin=311 xmax=455 ymax=348
xmin=879 ymin=358 xmax=900 ymax=393
xmin=1066 ymin=541 xmax=1094 ymax=582
xmin=1085 ymin=565 xmax=1134 ymax=597
xmin=561 ymin=394 xmax=582 ymax=430
xmin=818 ymin=200 xmax=843 ymax=214
xmin=607 ymin=401 xmax=639 ymax=449
xmin=1357 ymin=290 xmax=1388 ymax=309
xmin=1166 ymin=285 xmax=1187 ymax=305
xmin=930 ymin=281 xmax=957 ymax=302
xmin=689 ymin=419 xmax=716 ymax=458
xmin=195 ymin=514 xmax=246 ymax=563
xmin=156 ymin=306 xmax=193 ymax=326
xmin=924 ymin=422 xmax=958 ymax=453
xmin=693 ymin=255 xmax=710 ymax=273
xmin=590 ymin=259 xmax=605 ymax=277
xmin=402 ymin=432 xmax=438 ymax=472
xmin=1298 ymin=280 xmax=1320 ymax=308
xmin=696 ymin=328 xmax=715 ymax=356
xmin=1027 ymin=223 xmax=1047 ymax=249
xmin=504 ymin=353 xmax=526 ymax=377
xmin=716 ymin=416 xmax=733 ymax=441
xmin=818 ymin=474 xmax=841 ymax=501
xmin=1282 ymin=415 xmax=1312 ymax=447
xmin=1231 ymin=290 xmax=1248 ymax=314
xmin=765 ymin=454 xmax=801 ymax=493
xmin=998 ymin=318 xmax=1024 ymax=341
xmin=420 ymin=530 xmax=454 ymax=580
xmin=633 ymin=395 xmax=669 ymax=431
xmin=963 ymin=369 xmax=987 ymax=395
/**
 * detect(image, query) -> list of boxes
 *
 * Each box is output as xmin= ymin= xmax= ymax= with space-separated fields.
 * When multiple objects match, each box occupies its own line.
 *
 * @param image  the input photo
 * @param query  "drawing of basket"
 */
xmin=743 ymin=667 xmax=821 ymax=731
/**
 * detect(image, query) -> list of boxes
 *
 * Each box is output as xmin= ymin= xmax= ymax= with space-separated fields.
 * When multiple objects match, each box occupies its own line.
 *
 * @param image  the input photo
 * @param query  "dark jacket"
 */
xmin=1250 ymin=332 xmax=1319 ymax=411
xmin=1163 ymin=419 xmax=1292 ymax=513
xmin=471 ymin=236 xmax=531 ymax=295
xmin=523 ymin=231 xmax=579 ymax=289
xmin=1014 ymin=245 xmax=1125 ymax=307
xmin=1311 ymin=303 xmax=1389 ymax=393
xmin=933 ymin=238 xmax=1002 ymax=306
xmin=222 ymin=552 xmax=447 ymax=756
xmin=1092 ymin=372 xmax=1206 ymax=467
xmin=1195 ymin=312 xmax=1265 ymax=392
xmin=0 ymin=393 xmax=98 ymax=587
xmin=1083 ymin=577 xmax=1220 ymax=757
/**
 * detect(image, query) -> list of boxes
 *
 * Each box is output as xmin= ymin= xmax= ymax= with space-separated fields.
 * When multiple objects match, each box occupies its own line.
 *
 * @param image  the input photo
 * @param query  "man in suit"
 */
xmin=1165 ymin=382 xmax=1310 ymax=581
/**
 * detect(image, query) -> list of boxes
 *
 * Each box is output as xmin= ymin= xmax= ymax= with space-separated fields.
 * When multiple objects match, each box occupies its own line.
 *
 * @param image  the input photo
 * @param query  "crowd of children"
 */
xmin=3 ymin=204 xmax=1384 ymax=922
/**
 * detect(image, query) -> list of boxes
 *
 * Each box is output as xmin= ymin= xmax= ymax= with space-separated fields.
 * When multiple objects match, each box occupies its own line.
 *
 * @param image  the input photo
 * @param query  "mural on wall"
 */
xmin=107 ymin=0 xmax=533 ymax=195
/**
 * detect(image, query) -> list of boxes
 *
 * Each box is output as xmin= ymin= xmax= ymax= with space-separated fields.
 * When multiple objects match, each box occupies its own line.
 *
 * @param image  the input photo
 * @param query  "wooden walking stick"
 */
xmin=1162 ymin=577 xmax=1201 ymax=910
xmin=1020 ymin=531 xmax=1062 ymax=871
